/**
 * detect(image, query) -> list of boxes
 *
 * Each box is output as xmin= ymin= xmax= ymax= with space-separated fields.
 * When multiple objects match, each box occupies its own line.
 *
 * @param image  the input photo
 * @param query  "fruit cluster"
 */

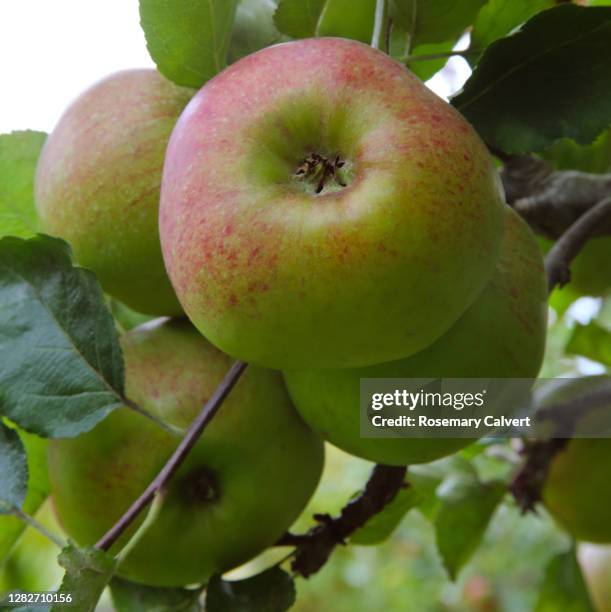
xmin=36 ymin=38 xmax=607 ymax=588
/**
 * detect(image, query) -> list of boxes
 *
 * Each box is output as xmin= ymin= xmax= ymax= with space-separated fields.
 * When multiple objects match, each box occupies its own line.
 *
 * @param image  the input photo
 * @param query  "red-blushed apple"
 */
xmin=540 ymin=377 xmax=611 ymax=544
xmin=579 ymin=543 xmax=611 ymax=612
xmin=47 ymin=319 xmax=324 ymax=587
xmin=283 ymin=207 xmax=547 ymax=465
xmin=159 ymin=37 xmax=505 ymax=370
xmin=36 ymin=70 xmax=193 ymax=316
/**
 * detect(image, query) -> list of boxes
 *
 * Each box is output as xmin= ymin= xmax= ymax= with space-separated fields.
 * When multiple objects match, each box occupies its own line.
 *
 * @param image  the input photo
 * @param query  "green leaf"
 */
xmin=351 ymin=469 xmax=438 ymax=545
xmin=543 ymin=127 xmax=611 ymax=174
xmin=206 ymin=566 xmax=295 ymax=612
xmin=52 ymin=545 xmax=118 ymax=612
xmin=111 ymin=577 xmax=202 ymax=612
xmin=228 ymin=0 xmax=281 ymax=64
xmin=0 ymin=429 xmax=49 ymax=563
xmin=139 ymin=0 xmax=239 ymax=88
xmin=0 ymin=422 xmax=27 ymax=514
xmin=350 ymin=484 xmax=419 ymax=546
xmin=392 ymin=0 xmax=487 ymax=46
xmin=0 ymin=131 xmax=46 ymax=239
xmin=109 ymin=299 xmax=155 ymax=333
xmin=434 ymin=474 xmax=505 ymax=580
xmin=317 ymin=0 xmax=376 ymax=43
xmin=535 ymin=549 xmax=595 ymax=612
xmin=405 ymin=39 xmax=459 ymax=82
xmin=273 ymin=0 xmax=325 ymax=38
xmin=453 ymin=5 xmax=611 ymax=154
xmin=0 ymin=235 xmax=124 ymax=438
xmin=566 ymin=322 xmax=611 ymax=368
xmin=471 ymin=0 xmax=554 ymax=60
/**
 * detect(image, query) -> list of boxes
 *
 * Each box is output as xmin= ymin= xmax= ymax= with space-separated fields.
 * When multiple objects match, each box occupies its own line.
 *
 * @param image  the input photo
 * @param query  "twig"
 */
xmin=371 ymin=0 xmax=388 ymax=51
xmin=276 ymin=464 xmax=406 ymax=578
xmin=384 ymin=17 xmax=393 ymax=56
xmin=545 ymin=196 xmax=611 ymax=292
xmin=509 ymin=438 xmax=568 ymax=513
xmin=401 ymin=48 xmax=478 ymax=63
xmin=509 ymin=319 xmax=611 ymax=512
xmin=95 ymin=361 xmax=248 ymax=551
xmin=501 ymin=156 xmax=611 ymax=237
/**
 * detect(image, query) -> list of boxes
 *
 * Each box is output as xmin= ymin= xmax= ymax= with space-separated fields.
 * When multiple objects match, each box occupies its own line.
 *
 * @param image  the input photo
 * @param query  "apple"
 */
xmin=159 ymin=37 xmax=505 ymax=370
xmin=36 ymin=69 xmax=193 ymax=316
xmin=579 ymin=543 xmax=611 ymax=612
xmin=540 ymin=236 xmax=611 ymax=297
xmin=541 ymin=376 xmax=611 ymax=544
xmin=283 ymin=207 xmax=547 ymax=465
xmin=47 ymin=319 xmax=324 ymax=587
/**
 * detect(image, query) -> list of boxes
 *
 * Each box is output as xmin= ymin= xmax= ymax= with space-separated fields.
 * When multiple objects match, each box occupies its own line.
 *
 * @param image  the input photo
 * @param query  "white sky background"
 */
xmin=0 ymin=1 xmax=154 ymax=133
xmin=0 ymin=0 xmax=472 ymax=134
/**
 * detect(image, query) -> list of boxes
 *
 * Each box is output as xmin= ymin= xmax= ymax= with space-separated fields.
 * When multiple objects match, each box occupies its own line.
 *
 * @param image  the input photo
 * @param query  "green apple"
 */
xmin=47 ymin=319 xmax=324 ymax=587
xmin=541 ymin=376 xmax=611 ymax=544
xmin=36 ymin=69 xmax=193 ymax=316
xmin=540 ymin=236 xmax=611 ymax=297
xmin=159 ymin=37 xmax=505 ymax=370
xmin=283 ymin=207 xmax=547 ymax=465
xmin=579 ymin=543 xmax=611 ymax=612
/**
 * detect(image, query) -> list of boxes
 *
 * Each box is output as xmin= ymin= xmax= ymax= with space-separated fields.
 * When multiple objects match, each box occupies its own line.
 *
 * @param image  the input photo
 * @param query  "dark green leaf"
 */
xmin=0 ymin=422 xmax=27 ymax=514
xmin=273 ymin=0 xmax=325 ymax=38
xmin=0 ymin=235 xmax=124 ymax=438
xmin=434 ymin=474 xmax=505 ymax=580
xmin=535 ymin=549 xmax=595 ymax=612
xmin=566 ymin=322 xmax=611 ymax=368
xmin=52 ymin=545 xmax=117 ymax=612
xmin=206 ymin=566 xmax=295 ymax=612
xmin=453 ymin=5 xmax=611 ymax=154
xmin=317 ymin=0 xmax=376 ymax=43
xmin=111 ymin=577 xmax=202 ymax=612
xmin=140 ymin=0 xmax=239 ymax=88
xmin=0 ymin=131 xmax=46 ymax=239
xmin=544 ymin=127 xmax=611 ymax=174
xmin=0 ymin=429 xmax=49 ymax=562
xmin=471 ymin=0 xmax=554 ymax=60
xmin=392 ymin=0 xmax=487 ymax=46
xmin=228 ymin=0 xmax=282 ymax=64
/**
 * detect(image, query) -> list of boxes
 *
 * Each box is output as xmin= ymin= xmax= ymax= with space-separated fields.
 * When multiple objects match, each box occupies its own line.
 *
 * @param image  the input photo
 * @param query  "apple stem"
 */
xmin=95 ymin=360 xmax=248 ymax=552
xmin=371 ymin=0 xmax=389 ymax=51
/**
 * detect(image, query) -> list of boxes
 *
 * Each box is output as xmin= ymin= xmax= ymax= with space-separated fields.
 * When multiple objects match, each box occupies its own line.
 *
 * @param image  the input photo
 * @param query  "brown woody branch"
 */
xmin=509 ymin=383 xmax=611 ymax=512
xmin=500 ymin=155 xmax=611 ymax=238
xmin=277 ymin=464 xmax=407 ymax=578
xmin=95 ymin=361 xmax=248 ymax=552
xmin=545 ymin=196 xmax=611 ymax=291
xmin=503 ymin=152 xmax=611 ymax=512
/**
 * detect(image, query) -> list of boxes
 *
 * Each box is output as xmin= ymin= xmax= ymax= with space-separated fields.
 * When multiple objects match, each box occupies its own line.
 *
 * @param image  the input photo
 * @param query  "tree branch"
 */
xmin=500 ymin=156 xmax=611 ymax=238
xmin=545 ymin=196 xmax=611 ymax=292
xmin=509 ymin=383 xmax=611 ymax=512
xmin=95 ymin=361 xmax=248 ymax=552
xmin=277 ymin=464 xmax=407 ymax=578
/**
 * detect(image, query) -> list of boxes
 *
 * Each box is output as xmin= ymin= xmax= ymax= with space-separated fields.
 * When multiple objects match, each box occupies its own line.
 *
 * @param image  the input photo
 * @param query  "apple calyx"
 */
xmin=177 ymin=467 xmax=220 ymax=505
xmin=294 ymin=152 xmax=349 ymax=195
